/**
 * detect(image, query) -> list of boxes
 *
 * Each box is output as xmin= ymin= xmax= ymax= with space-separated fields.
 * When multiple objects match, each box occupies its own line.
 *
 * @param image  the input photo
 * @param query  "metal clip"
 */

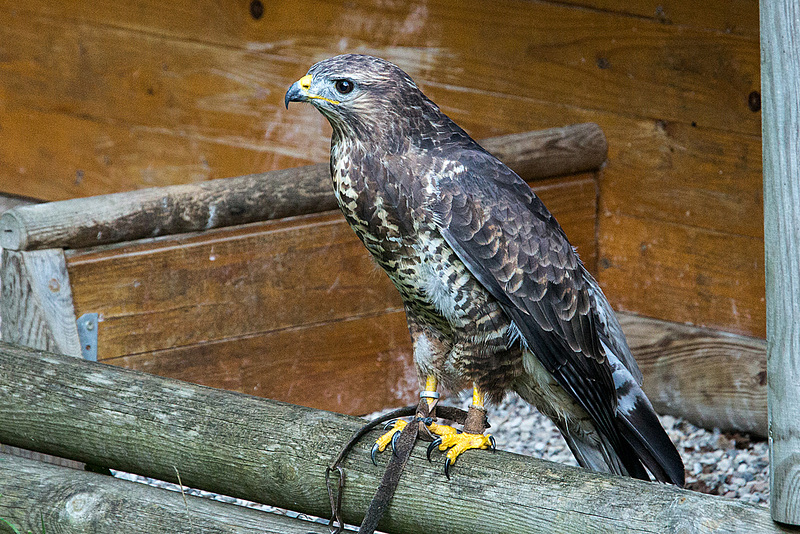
xmin=76 ymin=312 xmax=99 ymax=362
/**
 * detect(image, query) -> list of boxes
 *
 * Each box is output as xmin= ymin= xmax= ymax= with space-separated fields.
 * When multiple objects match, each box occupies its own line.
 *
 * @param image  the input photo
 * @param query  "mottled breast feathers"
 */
xmin=390 ymin=145 xmax=621 ymax=443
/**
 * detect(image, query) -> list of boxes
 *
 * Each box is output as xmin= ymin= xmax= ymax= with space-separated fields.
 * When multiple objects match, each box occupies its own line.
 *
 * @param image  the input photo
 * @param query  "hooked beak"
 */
xmin=284 ymin=73 xmax=342 ymax=109
xmin=285 ymin=74 xmax=313 ymax=109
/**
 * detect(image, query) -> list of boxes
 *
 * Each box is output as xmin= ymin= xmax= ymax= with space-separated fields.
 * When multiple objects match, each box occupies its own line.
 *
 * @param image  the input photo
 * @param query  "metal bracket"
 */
xmin=76 ymin=313 xmax=99 ymax=362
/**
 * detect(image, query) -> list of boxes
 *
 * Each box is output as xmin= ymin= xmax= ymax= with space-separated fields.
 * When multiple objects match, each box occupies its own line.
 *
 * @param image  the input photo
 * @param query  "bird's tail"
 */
xmin=515 ymin=354 xmax=684 ymax=486
xmin=611 ymin=371 xmax=685 ymax=486
xmin=561 ymin=363 xmax=685 ymax=486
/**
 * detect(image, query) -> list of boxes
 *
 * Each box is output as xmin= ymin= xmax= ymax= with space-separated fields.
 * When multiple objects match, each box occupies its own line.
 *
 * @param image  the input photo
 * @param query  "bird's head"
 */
xmin=285 ymin=54 xmax=433 ymax=139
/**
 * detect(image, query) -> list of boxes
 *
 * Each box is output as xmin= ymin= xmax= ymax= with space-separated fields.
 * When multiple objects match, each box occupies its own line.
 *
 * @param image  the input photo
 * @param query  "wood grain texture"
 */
xmin=67 ymin=212 xmax=403 ymax=359
xmin=598 ymin=214 xmax=765 ymax=338
xmin=0 ymin=249 xmax=82 ymax=357
xmin=0 ymin=0 xmax=759 ymax=200
xmin=761 ymin=0 xmax=800 ymax=524
xmin=554 ymin=0 xmax=758 ymax=36
xmin=619 ymin=312 xmax=767 ymax=437
xmin=601 ymin=119 xmax=763 ymax=239
xmin=0 ymin=342 xmax=789 ymax=534
xmin=0 ymin=125 xmax=606 ymax=251
xmin=0 ymin=453 xmax=330 ymax=534
xmin=109 ymin=311 xmax=418 ymax=416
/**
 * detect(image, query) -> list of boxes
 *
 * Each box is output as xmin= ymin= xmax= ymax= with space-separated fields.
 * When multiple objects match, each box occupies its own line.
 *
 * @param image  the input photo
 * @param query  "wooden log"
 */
xmin=0 ymin=453 xmax=330 ymax=534
xmin=0 ymin=341 xmax=786 ymax=534
xmin=618 ymin=312 xmax=767 ymax=437
xmin=760 ymin=0 xmax=800 ymax=525
xmin=0 ymin=124 xmax=606 ymax=252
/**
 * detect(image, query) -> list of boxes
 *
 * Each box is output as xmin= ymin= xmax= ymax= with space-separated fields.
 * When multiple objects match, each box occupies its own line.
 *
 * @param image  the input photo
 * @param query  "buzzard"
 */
xmin=285 ymin=54 xmax=684 ymax=485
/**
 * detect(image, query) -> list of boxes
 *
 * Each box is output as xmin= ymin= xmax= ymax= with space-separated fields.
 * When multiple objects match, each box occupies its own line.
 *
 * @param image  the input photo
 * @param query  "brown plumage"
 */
xmin=286 ymin=54 xmax=684 ymax=485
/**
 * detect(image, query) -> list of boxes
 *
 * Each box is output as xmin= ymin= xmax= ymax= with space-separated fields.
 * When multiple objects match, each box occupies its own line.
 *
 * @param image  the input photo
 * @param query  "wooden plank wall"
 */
xmin=0 ymin=0 xmax=762 ymax=341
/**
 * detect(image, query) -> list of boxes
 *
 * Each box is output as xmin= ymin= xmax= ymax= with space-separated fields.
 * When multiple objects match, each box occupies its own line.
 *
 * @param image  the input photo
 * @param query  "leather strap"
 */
xmin=326 ymin=401 xmax=487 ymax=533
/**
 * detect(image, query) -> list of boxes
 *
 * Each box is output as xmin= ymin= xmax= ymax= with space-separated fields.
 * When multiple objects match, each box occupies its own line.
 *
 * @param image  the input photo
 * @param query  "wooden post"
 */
xmin=0 ymin=341 xmax=785 ymax=534
xmin=0 ymin=453 xmax=330 ymax=534
xmin=0 ymin=248 xmax=82 ymax=357
xmin=761 ymin=0 xmax=800 ymax=525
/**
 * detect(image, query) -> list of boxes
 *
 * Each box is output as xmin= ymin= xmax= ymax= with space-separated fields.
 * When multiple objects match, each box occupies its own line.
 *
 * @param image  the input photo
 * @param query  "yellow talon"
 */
xmin=371 ymin=419 xmax=407 ymax=464
xmin=440 ymin=432 xmax=494 ymax=463
xmin=426 ymin=421 xmax=459 ymax=438
xmin=426 ymin=420 xmax=495 ymax=478
xmin=376 ymin=419 xmax=407 ymax=452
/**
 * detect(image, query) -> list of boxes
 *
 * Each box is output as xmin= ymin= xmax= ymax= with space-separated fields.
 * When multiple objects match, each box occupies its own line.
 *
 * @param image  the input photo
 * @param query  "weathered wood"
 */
xmin=619 ymin=312 xmax=767 ymax=437
xmin=0 ymin=341 xmax=789 ymax=534
xmin=0 ymin=192 xmax=38 ymax=214
xmin=0 ymin=453 xmax=330 ymax=534
xmin=0 ymin=444 xmax=83 ymax=470
xmin=602 ymin=119 xmax=763 ymax=240
xmin=0 ymin=125 xmax=605 ymax=252
xmin=761 ymin=0 xmax=800 ymax=524
xmin=0 ymin=248 xmax=82 ymax=357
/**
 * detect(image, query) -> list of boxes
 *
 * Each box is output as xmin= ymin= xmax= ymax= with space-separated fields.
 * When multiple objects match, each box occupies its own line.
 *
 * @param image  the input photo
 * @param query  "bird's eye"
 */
xmin=334 ymin=79 xmax=354 ymax=95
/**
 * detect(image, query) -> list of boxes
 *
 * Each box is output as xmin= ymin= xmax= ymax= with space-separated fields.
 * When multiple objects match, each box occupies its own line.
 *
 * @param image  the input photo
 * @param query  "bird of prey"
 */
xmin=285 ymin=54 xmax=684 ymax=485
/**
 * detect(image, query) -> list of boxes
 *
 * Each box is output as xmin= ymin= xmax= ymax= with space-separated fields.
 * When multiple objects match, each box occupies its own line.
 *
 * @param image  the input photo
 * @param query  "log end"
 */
xmin=0 ymin=210 xmax=27 ymax=251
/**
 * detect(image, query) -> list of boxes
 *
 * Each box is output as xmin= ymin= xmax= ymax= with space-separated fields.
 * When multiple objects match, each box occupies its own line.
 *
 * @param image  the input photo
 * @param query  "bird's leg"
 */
xmin=427 ymin=383 xmax=495 ymax=478
xmin=371 ymin=375 xmax=439 ymax=464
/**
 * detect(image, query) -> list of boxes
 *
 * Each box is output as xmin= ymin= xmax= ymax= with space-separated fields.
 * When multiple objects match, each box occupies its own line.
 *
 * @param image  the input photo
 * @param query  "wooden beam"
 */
xmin=760 ymin=0 xmax=800 ymax=525
xmin=0 ymin=453 xmax=329 ymax=534
xmin=0 ymin=125 xmax=606 ymax=252
xmin=618 ymin=312 xmax=767 ymax=437
xmin=0 ymin=341 xmax=785 ymax=534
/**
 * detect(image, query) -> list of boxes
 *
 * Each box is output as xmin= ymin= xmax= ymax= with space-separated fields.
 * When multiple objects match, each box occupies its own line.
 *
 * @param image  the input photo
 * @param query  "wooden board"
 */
xmin=554 ymin=0 xmax=758 ymax=36
xmin=65 ymin=175 xmax=596 ymax=413
xmin=111 ymin=310 xmax=416 ymax=416
xmin=598 ymin=214 xmax=765 ymax=338
xmin=0 ymin=0 xmax=759 ymax=200
xmin=601 ymin=120 xmax=763 ymax=239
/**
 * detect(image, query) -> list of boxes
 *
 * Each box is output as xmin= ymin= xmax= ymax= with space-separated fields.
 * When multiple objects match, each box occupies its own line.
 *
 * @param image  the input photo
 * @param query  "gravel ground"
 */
xmin=114 ymin=390 xmax=769 ymax=531
xmin=438 ymin=391 xmax=770 ymax=506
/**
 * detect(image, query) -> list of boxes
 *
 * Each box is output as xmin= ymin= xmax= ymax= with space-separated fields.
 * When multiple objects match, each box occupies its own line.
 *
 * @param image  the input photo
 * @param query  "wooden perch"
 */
xmin=0 ymin=123 xmax=606 ymax=252
xmin=0 ymin=453 xmax=329 ymax=534
xmin=0 ymin=341 xmax=786 ymax=534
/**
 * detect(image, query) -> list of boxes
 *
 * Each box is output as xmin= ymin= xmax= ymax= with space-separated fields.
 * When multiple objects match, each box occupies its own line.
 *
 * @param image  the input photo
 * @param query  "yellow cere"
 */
xmin=297 ymin=74 xmax=341 ymax=105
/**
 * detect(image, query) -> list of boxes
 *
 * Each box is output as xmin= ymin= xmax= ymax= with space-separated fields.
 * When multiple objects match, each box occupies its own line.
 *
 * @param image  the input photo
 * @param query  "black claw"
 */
xmin=371 ymin=443 xmax=380 ymax=466
xmin=427 ymin=437 xmax=442 ymax=462
xmin=390 ymin=430 xmax=401 ymax=456
xmin=444 ymin=457 xmax=452 ymax=480
xmin=383 ymin=419 xmax=398 ymax=430
xmin=489 ymin=435 xmax=497 ymax=452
